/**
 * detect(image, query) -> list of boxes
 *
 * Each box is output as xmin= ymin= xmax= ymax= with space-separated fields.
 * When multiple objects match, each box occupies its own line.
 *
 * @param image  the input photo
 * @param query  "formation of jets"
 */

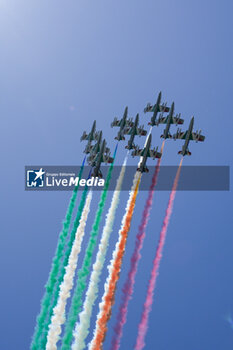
xmin=80 ymin=92 xmax=205 ymax=176
xmin=81 ymin=121 xmax=113 ymax=177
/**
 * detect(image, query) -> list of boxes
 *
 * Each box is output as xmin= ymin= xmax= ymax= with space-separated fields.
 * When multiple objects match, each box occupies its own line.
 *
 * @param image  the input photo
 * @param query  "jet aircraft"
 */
xmin=90 ymin=139 xmax=114 ymax=177
xmin=125 ymin=113 xmax=147 ymax=150
xmin=173 ymin=116 xmax=205 ymax=156
xmin=111 ymin=106 xmax=134 ymax=141
xmin=144 ymin=91 xmax=170 ymax=115
xmin=131 ymin=134 xmax=162 ymax=172
xmin=87 ymin=131 xmax=110 ymax=162
xmin=81 ymin=120 xmax=100 ymax=153
xmin=156 ymin=102 xmax=184 ymax=139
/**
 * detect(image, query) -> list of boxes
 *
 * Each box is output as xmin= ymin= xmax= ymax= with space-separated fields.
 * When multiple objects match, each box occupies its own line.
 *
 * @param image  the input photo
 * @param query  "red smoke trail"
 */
xmin=135 ymin=157 xmax=183 ymax=350
xmin=111 ymin=148 xmax=164 ymax=350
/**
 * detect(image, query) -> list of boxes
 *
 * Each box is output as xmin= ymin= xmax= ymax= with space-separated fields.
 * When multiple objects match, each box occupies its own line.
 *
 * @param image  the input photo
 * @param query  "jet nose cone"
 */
xmin=190 ymin=116 xmax=194 ymax=127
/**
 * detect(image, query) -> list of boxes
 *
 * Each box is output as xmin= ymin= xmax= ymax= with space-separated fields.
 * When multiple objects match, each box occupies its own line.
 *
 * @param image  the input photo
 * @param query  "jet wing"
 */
xmin=123 ymin=126 xmax=131 ymax=135
xmin=157 ymin=115 xmax=184 ymax=125
xmin=144 ymin=104 xmax=153 ymax=113
xmin=81 ymin=131 xmax=99 ymax=141
xmin=157 ymin=116 xmax=169 ymax=124
xmin=175 ymin=131 xmax=205 ymax=141
xmin=102 ymin=154 xmax=114 ymax=164
xmin=144 ymin=103 xmax=170 ymax=114
xmin=131 ymin=148 xmax=144 ymax=157
xmin=133 ymin=147 xmax=160 ymax=158
xmin=111 ymin=118 xmax=122 ymax=127
xmin=171 ymin=116 xmax=184 ymax=125
xmin=81 ymin=134 xmax=89 ymax=141
xmin=124 ymin=126 xmax=147 ymax=136
xmin=124 ymin=126 xmax=134 ymax=135
xmin=149 ymin=149 xmax=162 ymax=159
xmin=191 ymin=132 xmax=205 ymax=142
xmin=174 ymin=131 xmax=187 ymax=140
xmin=126 ymin=118 xmax=134 ymax=127
xmin=137 ymin=126 xmax=147 ymax=136
xmin=159 ymin=104 xmax=170 ymax=113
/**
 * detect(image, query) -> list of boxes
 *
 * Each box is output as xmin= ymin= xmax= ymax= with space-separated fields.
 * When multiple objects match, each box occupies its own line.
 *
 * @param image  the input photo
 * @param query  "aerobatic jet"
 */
xmin=173 ymin=116 xmax=205 ymax=156
xmin=90 ymin=139 xmax=114 ymax=177
xmin=81 ymin=120 xmax=100 ymax=153
xmin=156 ymin=102 xmax=184 ymax=139
xmin=111 ymin=106 xmax=134 ymax=141
xmin=144 ymin=91 xmax=170 ymax=116
xmin=87 ymin=131 xmax=110 ymax=162
xmin=125 ymin=113 xmax=147 ymax=150
xmin=131 ymin=134 xmax=161 ymax=173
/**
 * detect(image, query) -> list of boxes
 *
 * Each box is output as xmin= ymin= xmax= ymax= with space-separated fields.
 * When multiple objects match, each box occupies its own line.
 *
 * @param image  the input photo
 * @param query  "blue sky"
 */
xmin=0 ymin=1 xmax=232 ymax=349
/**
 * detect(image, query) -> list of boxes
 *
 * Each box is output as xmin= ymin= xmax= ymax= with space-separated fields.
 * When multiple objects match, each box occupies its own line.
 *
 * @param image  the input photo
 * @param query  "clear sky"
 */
xmin=0 ymin=1 xmax=232 ymax=349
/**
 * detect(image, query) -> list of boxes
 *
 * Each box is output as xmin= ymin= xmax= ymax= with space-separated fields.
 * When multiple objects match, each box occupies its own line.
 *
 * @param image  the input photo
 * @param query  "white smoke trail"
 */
xmin=71 ymin=156 xmax=128 ymax=350
xmin=89 ymin=171 xmax=141 ymax=350
xmin=46 ymin=191 xmax=93 ymax=350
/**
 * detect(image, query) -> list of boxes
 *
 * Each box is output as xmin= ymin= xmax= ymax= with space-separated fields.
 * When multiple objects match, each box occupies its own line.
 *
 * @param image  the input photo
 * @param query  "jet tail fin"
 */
xmin=178 ymin=150 xmax=191 ymax=156
xmin=161 ymin=133 xmax=172 ymax=139
xmin=92 ymin=169 xmax=103 ymax=178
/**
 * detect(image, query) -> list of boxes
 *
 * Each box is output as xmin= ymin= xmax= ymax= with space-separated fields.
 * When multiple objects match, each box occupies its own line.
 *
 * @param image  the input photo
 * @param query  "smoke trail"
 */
xmin=46 ymin=191 xmax=93 ymax=350
xmin=135 ymin=158 xmax=183 ymax=350
xmin=31 ymin=161 xmax=85 ymax=350
xmin=72 ymin=155 xmax=128 ymax=350
xmin=62 ymin=159 xmax=116 ymax=350
xmin=111 ymin=152 xmax=163 ymax=350
xmin=89 ymin=171 xmax=141 ymax=350
xmin=39 ymin=186 xmax=90 ymax=349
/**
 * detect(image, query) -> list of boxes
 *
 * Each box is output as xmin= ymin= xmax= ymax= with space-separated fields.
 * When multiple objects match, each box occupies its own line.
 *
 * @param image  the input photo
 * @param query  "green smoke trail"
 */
xmin=31 ymin=163 xmax=85 ymax=350
xmin=40 ymin=187 xmax=89 ymax=350
xmin=61 ymin=163 xmax=114 ymax=350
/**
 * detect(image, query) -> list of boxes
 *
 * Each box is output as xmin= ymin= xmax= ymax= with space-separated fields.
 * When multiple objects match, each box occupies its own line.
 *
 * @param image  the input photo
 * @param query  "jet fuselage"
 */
xmin=138 ymin=134 xmax=152 ymax=172
xmin=127 ymin=114 xmax=139 ymax=149
xmin=92 ymin=139 xmax=106 ymax=177
xmin=84 ymin=120 xmax=97 ymax=152
xmin=149 ymin=92 xmax=161 ymax=125
xmin=115 ymin=107 xmax=128 ymax=141
xmin=181 ymin=117 xmax=194 ymax=156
